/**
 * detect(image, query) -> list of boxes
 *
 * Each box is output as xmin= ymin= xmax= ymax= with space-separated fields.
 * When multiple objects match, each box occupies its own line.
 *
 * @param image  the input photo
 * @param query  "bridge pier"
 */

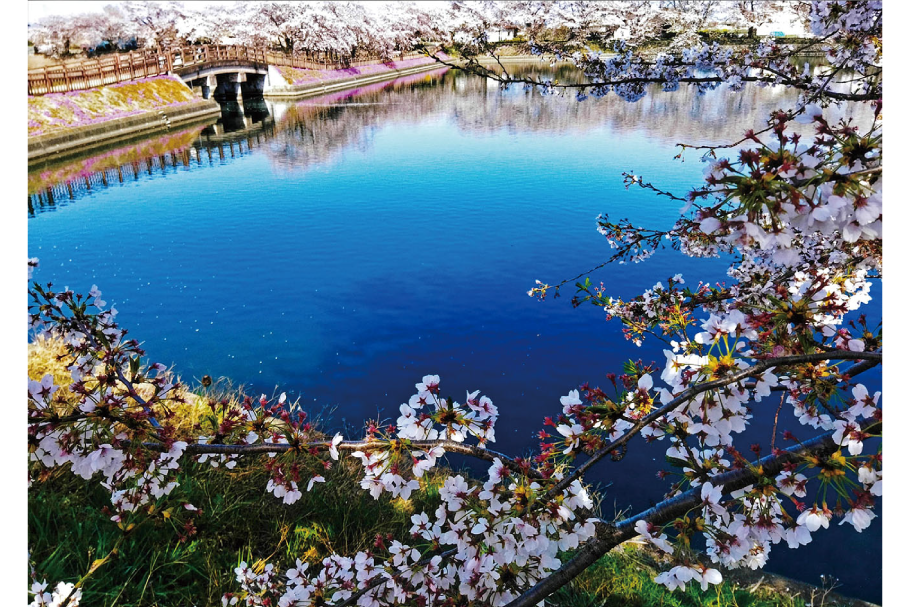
xmin=187 ymin=74 xmax=217 ymax=99
xmin=209 ymin=73 xmax=266 ymax=102
xmin=214 ymin=73 xmax=244 ymax=101
xmin=240 ymin=74 xmax=266 ymax=99
xmin=192 ymin=84 xmax=212 ymax=99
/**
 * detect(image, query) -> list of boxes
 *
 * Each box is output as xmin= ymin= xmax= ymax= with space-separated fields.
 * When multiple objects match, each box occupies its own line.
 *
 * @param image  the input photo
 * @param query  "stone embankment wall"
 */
xmin=262 ymin=54 xmax=450 ymax=98
xmin=28 ymin=76 xmax=221 ymax=163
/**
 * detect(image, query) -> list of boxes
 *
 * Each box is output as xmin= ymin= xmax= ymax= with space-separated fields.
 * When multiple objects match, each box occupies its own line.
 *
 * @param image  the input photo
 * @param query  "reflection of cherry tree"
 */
xmin=28 ymin=3 xmax=883 ymax=607
xmin=263 ymin=71 xmax=450 ymax=172
xmin=260 ymin=63 xmax=868 ymax=175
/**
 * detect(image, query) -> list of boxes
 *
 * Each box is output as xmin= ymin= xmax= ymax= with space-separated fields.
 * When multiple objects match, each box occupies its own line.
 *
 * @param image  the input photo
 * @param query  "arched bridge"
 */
xmin=27 ymin=45 xmax=425 ymax=98
xmin=169 ymin=47 xmax=272 ymax=101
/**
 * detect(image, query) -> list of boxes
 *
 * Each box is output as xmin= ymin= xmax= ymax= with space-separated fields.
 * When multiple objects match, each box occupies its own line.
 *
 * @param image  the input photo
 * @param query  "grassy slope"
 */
xmin=28 ymin=340 xmax=862 ymax=606
xmin=28 ymin=76 xmax=197 ymax=137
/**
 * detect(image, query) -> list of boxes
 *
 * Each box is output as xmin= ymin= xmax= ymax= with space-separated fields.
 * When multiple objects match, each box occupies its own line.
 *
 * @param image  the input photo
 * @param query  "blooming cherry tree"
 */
xmin=28 ymin=2 xmax=882 ymax=606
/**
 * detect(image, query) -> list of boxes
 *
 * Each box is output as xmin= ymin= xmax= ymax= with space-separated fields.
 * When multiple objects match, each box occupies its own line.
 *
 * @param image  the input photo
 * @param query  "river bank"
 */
xmin=261 ymin=53 xmax=450 ymax=97
xmin=27 ymin=57 xmax=454 ymax=162
xmin=27 ymin=76 xmax=221 ymax=163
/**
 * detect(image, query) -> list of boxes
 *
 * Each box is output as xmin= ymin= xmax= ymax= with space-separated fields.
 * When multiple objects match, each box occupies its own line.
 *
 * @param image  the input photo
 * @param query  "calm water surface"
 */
xmin=28 ymin=65 xmax=881 ymax=602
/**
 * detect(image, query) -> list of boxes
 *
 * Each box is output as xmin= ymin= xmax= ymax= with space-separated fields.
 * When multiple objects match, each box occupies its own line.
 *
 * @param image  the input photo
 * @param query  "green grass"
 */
xmin=550 ymin=544 xmax=807 ymax=607
xmin=29 ymin=457 xmax=450 ymax=606
xmin=28 ymin=341 xmax=860 ymax=606
xmin=30 ymin=465 xmax=849 ymax=607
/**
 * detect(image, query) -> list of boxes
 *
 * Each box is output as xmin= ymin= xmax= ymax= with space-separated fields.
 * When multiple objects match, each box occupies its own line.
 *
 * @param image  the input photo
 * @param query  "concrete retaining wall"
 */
xmin=28 ymin=99 xmax=222 ymax=164
xmin=262 ymin=61 xmax=448 ymax=98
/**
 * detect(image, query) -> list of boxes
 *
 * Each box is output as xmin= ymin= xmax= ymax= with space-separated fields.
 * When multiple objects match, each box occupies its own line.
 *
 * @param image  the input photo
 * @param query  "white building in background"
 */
xmin=756 ymin=15 xmax=811 ymax=38
xmin=746 ymin=2 xmax=812 ymax=38
xmin=453 ymin=27 xmax=520 ymax=44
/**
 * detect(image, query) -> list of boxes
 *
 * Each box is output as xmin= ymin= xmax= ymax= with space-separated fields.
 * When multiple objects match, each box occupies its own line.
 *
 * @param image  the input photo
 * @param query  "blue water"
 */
xmin=28 ymin=67 xmax=881 ymax=602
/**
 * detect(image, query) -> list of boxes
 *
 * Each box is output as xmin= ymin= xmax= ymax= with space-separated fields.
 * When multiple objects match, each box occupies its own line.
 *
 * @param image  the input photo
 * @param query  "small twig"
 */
xmin=770 ymin=392 xmax=786 ymax=451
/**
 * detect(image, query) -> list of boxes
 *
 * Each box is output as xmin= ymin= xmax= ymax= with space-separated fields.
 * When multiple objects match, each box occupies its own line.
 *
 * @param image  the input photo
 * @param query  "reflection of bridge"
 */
xmin=27 ymin=69 xmax=454 ymax=216
xmin=27 ymin=44 xmax=426 ymax=97
xmin=28 ymin=121 xmax=277 ymax=216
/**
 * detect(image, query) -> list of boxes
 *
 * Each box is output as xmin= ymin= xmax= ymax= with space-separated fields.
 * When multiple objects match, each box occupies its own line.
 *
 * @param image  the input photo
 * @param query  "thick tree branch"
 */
xmin=507 ymin=417 xmax=880 ymax=607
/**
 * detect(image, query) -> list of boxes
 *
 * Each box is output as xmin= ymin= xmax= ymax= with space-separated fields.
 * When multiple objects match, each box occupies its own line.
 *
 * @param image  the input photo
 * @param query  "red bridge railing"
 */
xmin=28 ymin=45 xmax=429 ymax=96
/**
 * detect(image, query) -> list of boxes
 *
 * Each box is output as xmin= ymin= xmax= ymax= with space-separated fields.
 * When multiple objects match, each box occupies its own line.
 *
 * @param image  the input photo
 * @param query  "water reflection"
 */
xmin=28 ymin=102 xmax=276 ymax=215
xmin=29 ymin=62 xmax=872 ymax=215
xmin=262 ymin=62 xmax=871 ymax=171
xmin=216 ymin=98 xmax=273 ymax=133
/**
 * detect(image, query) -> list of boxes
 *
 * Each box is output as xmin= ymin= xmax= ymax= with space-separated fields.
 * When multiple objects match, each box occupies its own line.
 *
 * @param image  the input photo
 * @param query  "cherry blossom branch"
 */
xmin=530 ymin=228 xmax=669 ymax=296
xmin=131 ymin=438 xmax=544 ymax=479
xmin=623 ymin=174 xmax=691 ymax=203
xmin=770 ymin=392 xmax=786 ymax=451
xmin=31 ymin=287 xmax=165 ymax=430
xmin=334 ymin=548 xmax=459 ymax=607
xmin=839 ymin=357 xmax=881 ymax=380
xmin=784 ymin=31 xmax=840 ymax=56
xmin=743 ymin=356 xmax=881 ymax=394
xmin=676 ymin=59 xmax=875 ymax=153
xmin=506 ymin=416 xmax=881 ymax=607
xmin=427 ymin=54 xmax=878 ymax=102
xmin=29 ymin=410 xmax=163 ymax=438
xmin=543 ymin=350 xmax=881 ymax=500
xmin=111 ymin=367 xmax=163 ymax=430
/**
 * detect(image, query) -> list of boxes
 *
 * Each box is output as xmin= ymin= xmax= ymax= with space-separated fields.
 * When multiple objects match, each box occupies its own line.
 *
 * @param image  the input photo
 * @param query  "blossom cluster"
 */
xmin=29 ymin=580 xmax=82 ymax=607
xmin=226 ymin=454 xmax=598 ymax=607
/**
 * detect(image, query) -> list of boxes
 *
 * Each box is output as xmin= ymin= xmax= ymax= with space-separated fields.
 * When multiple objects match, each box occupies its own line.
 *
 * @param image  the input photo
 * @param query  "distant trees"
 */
xmin=27 ymin=1 xmax=443 ymax=61
xmin=27 ymin=0 xmax=812 ymax=62
xmin=29 ymin=13 xmax=99 ymax=58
